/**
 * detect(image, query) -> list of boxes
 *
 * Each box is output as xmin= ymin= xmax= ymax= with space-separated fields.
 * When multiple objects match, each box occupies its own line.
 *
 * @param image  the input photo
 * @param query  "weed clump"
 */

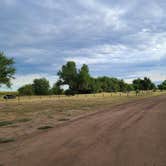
xmin=37 ymin=126 xmax=53 ymax=130
xmin=0 ymin=121 xmax=13 ymax=127
xmin=0 ymin=138 xmax=15 ymax=144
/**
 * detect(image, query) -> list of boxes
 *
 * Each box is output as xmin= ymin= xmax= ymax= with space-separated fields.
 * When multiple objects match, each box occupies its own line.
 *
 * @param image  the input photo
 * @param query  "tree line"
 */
xmin=0 ymin=52 xmax=166 ymax=96
xmin=18 ymin=61 xmax=164 ymax=96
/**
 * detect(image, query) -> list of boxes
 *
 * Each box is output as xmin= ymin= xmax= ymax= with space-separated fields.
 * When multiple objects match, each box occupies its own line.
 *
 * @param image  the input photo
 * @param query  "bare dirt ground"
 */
xmin=0 ymin=95 xmax=166 ymax=166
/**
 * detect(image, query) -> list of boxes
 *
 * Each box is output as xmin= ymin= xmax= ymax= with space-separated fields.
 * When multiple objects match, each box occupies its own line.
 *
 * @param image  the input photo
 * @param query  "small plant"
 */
xmin=37 ymin=125 xmax=53 ymax=130
xmin=0 ymin=138 xmax=15 ymax=144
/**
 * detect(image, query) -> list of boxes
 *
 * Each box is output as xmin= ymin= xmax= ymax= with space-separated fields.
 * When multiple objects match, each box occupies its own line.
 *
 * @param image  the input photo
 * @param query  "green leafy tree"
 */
xmin=126 ymin=84 xmax=134 ymax=92
xmin=133 ymin=77 xmax=155 ymax=91
xmin=0 ymin=52 xmax=15 ymax=87
xmin=89 ymin=78 xmax=102 ymax=93
xmin=33 ymin=78 xmax=50 ymax=95
xmin=58 ymin=61 xmax=78 ymax=92
xmin=158 ymin=80 xmax=166 ymax=90
xmin=119 ymin=80 xmax=127 ymax=92
xmin=52 ymin=81 xmax=64 ymax=95
xmin=142 ymin=77 xmax=155 ymax=90
xmin=133 ymin=78 xmax=142 ymax=91
xmin=77 ymin=64 xmax=91 ymax=93
xmin=18 ymin=84 xmax=34 ymax=96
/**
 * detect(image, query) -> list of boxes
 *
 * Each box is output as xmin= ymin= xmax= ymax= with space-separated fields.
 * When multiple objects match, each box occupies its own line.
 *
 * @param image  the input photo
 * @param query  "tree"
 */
xmin=0 ymin=52 xmax=15 ymax=87
xmin=52 ymin=81 xmax=63 ymax=95
xmin=77 ymin=64 xmax=91 ymax=93
xmin=133 ymin=78 xmax=142 ymax=91
xmin=142 ymin=77 xmax=155 ymax=90
xmin=33 ymin=78 xmax=50 ymax=95
xmin=158 ymin=80 xmax=166 ymax=91
xmin=119 ymin=79 xmax=127 ymax=92
xmin=126 ymin=84 xmax=134 ymax=92
xmin=133 ymin=77 xmax=155 ymax=91
xmin=18 ymin=84 xmax=34 ymax=96
xmin=58 ymin=61 xmax=78 ymax=92
xmin=89 ymin=78 xmax=102 ymax=93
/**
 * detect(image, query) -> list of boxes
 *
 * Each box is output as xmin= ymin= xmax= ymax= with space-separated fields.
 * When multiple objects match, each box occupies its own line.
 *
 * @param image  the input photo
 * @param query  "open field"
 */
xmin=0 ymin=93 xmax=166 ymax=165
xmin=0 ymin=91 xmax=165 ymax=140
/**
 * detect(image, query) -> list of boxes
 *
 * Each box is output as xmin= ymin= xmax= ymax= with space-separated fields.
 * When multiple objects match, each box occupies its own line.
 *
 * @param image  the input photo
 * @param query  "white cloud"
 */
xmin=6 ymin=74 xmax=58 ymax=91
xmin=0 ymin=0 xmax=166 ymax=85
xmin=124 ymin=70 xmax=166 ymax=84
xmin=79 ymin=0 xmax=127 ymax=30
xmin=65 ymin=39 xmax=166 ymax=65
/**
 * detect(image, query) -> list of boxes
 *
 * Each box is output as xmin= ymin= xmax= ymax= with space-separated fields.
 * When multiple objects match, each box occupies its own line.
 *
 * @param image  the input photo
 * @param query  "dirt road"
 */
xmin=1 ymin=95 xmax=166 ymax=166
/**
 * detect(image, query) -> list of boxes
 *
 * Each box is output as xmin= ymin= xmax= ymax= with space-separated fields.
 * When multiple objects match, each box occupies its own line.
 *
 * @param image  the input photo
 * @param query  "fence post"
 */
xmin=17 ymin=95 xmax=20 ymax=104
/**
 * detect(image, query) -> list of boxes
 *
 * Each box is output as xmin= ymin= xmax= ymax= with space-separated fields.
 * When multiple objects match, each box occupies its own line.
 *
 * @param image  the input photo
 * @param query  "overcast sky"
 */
xmin=1 ymin=0 xmax=166 ymax=90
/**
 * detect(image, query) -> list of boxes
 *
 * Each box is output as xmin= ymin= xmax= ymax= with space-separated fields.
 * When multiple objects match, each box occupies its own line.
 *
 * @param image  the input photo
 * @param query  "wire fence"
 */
xmin=0 ymin=90 xmax=165 ymax=104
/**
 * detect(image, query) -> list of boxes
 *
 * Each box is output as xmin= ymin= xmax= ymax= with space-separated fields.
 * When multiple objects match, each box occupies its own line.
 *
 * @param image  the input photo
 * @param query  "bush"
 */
xmin=33 ymin=78 xmax=50 ymax=95
xmin=18 ymin=84 xmax=34 ymax=96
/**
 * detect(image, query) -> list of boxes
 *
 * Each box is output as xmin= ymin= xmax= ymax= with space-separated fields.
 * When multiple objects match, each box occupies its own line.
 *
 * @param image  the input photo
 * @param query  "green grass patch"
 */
xmin=0 ymin=138 xmax=15 ymax=144
xmin=37 ymin=125 xmax=53 ymax=130
xmin=58 ymin=118 xmax=70 ymax=121
xmin=0 ymin=121 xmax=13 ymax=127
xmin=0 ymin=118 xmax=31 ymax=127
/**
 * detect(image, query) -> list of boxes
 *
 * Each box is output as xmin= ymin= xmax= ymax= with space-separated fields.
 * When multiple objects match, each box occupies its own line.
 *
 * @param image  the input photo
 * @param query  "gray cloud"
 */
xmin=0 ymin=0 xmax=166 ymax=90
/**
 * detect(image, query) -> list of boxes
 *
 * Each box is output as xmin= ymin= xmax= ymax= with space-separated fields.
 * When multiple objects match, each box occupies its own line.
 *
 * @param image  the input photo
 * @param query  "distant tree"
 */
xmin=158 ymin=80 xmax=166 ymax=91
xmin=119 ymin=80 xmax=127 ymax=92
xmin=126 ymin=84 xmax=134 ymax=92
xmin=58 ymin=61 xmax=78 ymax=93
xmin=52 ymin=81 xmax=64 ymax=95
xmin=133 ymin=77 xmax=155 ymax=91
xmin=33 ymin=78 xmax=50 ymax=95
xmin=18 ymin=84 xmax=34 ymax=96
xmin=142 ymin=77 xmax=155 ymax=90
xmin=133 ymin=78 xmax=142 ymax=91
xmin=56 ymin=62 xmax=157 ymax=95
xmin=97 ymin=77 xmax=110 ymax=92
xmin=96 ymin=77 xmax=125 ymax=93
xmin=77 ymin=64 xmax=91 ymax=93
xmin=0 ymin=52 xmax=15 ymax=87
xmin=109 ymin=78 xmax=120 ymax=92
xmin=89 ymin=78 xmax=102 ymax=93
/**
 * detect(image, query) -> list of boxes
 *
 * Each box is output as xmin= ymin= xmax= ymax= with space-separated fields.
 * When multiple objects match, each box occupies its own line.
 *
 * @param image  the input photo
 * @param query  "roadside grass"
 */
xmin=0 ymin=121 xmax=13 ymax=127
xmin=0 ymin=92 xmax=166 ymax=123
xmin=37 ymin=126 xmax=53 ymax=130
xmin=0 ymin=138 xmax=15 ymax=144
xmin=58 ymin=118 xmax=70 ymax=121
xmin=0 ymin=118 xmax=31 ymax=127
xmin=0 ymin=91 xmax=165 ymax=140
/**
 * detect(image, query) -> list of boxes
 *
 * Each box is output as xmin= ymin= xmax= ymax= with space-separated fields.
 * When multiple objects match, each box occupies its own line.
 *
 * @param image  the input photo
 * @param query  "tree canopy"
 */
xmin=33 ymin=78 xmax=50 ymax=95
xmin=58 ymin=61 xmax=78 ymax=91
xmin=158 ymin=80 xmax=166 ymax=91
xmin=17 ymin=61 xmax=157 ymax=96
xmin=0 ymin=52 xmax=15 ymax=87
xmin=18 ymin=84 xmax=34 ymax=96
xmin=133 ymin=77 xmax=155 ymax=91
xmin=52 ymin=81 xmax=64 ymax=95
xmin=56 ymin=61 xmax=156 ymax=95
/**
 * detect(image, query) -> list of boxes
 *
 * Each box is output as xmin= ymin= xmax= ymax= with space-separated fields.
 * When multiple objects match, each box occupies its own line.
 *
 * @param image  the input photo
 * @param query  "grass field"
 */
xmin=0 ymin=91 xmax=165 ymax=142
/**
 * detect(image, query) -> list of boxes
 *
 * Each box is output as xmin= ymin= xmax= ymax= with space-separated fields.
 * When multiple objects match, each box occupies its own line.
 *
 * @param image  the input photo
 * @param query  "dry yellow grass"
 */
xmin=0 ymin=91 xmax=165 ymax=139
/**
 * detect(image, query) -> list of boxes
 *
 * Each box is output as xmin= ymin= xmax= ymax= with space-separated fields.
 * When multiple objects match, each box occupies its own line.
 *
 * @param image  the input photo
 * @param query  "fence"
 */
xmin=0 ymin=90 xmax=165 ymax=104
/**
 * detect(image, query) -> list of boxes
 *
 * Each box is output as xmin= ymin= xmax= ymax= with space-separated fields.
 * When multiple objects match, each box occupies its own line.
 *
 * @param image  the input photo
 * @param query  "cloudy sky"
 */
xmin=1 ymin=0 xmax=166 ymax=90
